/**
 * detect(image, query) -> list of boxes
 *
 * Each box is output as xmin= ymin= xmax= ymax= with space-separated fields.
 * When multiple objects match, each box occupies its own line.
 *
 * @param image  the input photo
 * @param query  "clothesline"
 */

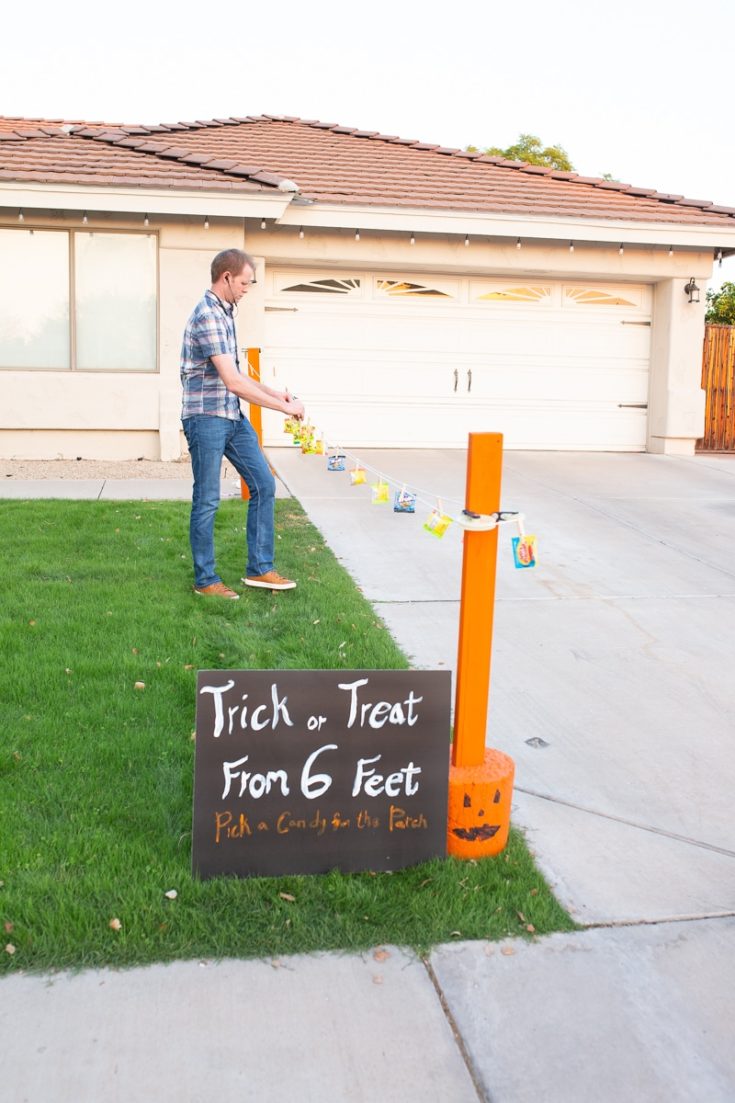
xmin=281 ymin=417 xmax=535 ymax=550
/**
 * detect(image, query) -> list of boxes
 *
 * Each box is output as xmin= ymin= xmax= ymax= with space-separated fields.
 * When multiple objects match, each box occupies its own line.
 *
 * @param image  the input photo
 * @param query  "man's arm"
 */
xmin=210 ymin=354 xmax=305 ymax=419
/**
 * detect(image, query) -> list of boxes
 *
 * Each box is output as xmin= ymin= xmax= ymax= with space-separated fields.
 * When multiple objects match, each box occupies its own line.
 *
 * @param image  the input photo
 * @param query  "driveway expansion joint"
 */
xmin=516 ymin=787 xmax=735 ymax=859
xmin=372 ymin=598 xmax=460 ymax=606
xmin=579 ymin=911 xmax=735 ymax=930
xmin=422 ymin=955 xmax=489 ymax=1103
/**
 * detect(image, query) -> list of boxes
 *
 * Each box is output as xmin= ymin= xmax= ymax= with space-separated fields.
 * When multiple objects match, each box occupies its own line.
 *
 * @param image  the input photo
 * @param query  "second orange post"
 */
xmin=447 ymin=432 xmax=515 ymax=858
xmin=240 ymin=347 xmax=263 ymax=501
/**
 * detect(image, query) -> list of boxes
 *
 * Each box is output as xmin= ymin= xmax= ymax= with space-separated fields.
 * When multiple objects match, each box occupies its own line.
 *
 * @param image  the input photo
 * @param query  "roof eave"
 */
xmin=277 ymin=201 xmax=735 ymax=249
xmin=0 ymin=180 xmax=295 ymax=220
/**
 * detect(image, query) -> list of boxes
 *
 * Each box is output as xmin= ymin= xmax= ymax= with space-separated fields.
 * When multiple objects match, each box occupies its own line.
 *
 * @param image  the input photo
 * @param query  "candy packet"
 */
xmin=393 ymin=486 xmax=416 ymax=513
xmin=371 ymin=480 xmax=390 ymax=504
xmin=423 ymin=508 xmax=452 ymax=537
xmin=511 ymin=535 xmax=537 ymax=569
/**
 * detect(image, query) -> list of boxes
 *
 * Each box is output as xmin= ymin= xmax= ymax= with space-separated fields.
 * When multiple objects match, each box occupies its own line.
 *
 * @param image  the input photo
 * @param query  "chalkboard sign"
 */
xmin=192 ymin=669 xmax=450 ymax=879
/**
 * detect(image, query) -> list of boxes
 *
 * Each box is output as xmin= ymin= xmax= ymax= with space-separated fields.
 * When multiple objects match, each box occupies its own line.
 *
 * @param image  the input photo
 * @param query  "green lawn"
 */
xmin=0 ymin=498 xmax=575 ymax=972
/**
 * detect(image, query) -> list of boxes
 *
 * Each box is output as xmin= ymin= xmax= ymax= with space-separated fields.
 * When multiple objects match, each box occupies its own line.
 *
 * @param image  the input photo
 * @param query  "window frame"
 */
xmin=0 ymin=225 xmax=160 ymax=373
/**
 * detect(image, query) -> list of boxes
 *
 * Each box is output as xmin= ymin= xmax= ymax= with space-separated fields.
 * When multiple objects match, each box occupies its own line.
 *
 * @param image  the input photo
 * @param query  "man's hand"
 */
xmin=284 ymin=393 xmax=305 ymax=420
xmin=210 ymin=354 xmax=306 ymax=419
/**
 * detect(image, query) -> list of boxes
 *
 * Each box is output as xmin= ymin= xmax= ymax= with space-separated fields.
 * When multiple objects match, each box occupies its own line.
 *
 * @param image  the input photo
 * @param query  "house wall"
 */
xmin=648 ymin=279 xmax=708 ymax=454
xmin=0 ymin=211 xmax=247 ymax=461
xmin=0 ymin=210 xmax=715 ymax=459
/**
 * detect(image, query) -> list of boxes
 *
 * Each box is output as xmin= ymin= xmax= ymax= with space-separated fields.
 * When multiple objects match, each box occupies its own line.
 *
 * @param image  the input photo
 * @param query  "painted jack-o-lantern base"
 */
xmin=446 ymin=748 xmax=515 ymax=859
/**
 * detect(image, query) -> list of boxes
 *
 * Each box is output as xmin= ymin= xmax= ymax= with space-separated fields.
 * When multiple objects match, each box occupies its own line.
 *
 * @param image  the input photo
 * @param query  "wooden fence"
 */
xmin=699 ymin=324 xmax=735 ymax=451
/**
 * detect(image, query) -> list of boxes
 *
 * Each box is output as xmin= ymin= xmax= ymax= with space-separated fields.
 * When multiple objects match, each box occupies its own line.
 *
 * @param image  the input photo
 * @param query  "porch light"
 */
xmin=516 ymin=237 xmax=522 ymax=249
xmin=355 ymin=229 xmax=360 ymax=241
xmin=569 ymin=241 xmax=574 ymax=253
xmin=144 ymin=213 xmax=150 ymax=227
xmin=204 ymin=216 xmax=209 ymax=230
xmin=410 ymin=232 xmax=415 ymax=245
xmin=683 ymin=278 xmax=700 ymax=304
xmin=299 ymin=227 xmax=304 ymax=239
xmin=717 ymin=249 xmax=723 ymax=267
xmin=82 ymin=212 xmax=88 ymax=225
xmin=668 ymin=245 xmax=674 ymax=257
xmin=618 ymin=243 xmax=624 ymax=255
xmin=261 ymin=219 xmax=267 ymax=230
xmin=18 ymin=209 xmax=24 ymax=222
xmin=464 ymin=234 xmax=470 ymax=247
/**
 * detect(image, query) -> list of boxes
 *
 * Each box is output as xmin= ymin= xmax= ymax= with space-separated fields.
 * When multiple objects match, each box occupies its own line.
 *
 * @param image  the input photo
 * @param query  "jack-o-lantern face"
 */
xmin=447 ymin=749 xmax=515 ymax=859
xmin=452 ymin=789 xmax=502 ymax=842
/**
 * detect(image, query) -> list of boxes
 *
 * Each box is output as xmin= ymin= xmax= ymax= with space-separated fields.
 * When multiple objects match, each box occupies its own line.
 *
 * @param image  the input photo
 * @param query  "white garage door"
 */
xmin=260 ymin=269 xmax=652 ymax=450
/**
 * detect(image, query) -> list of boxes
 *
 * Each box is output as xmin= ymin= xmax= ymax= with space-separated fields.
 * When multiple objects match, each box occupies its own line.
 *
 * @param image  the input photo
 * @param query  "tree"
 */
xmin=706 ymin=281 xmax=735 ymax=325
xmin=466 ymin=133 xmax=574 ymax=172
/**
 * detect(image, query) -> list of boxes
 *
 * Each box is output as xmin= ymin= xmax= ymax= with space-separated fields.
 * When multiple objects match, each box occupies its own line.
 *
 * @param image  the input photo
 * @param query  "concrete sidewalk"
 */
xmin=3 ymin=920 xmax=734 ymax=1102
xmin=3 ymin=450 xmax=735 ymax=1102
xmin=0 ymin=476 xmax=291 ymax=499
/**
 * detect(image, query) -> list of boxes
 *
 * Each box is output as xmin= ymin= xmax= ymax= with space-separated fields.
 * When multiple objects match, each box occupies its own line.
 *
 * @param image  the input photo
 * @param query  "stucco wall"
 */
xmin=648 ymin=279 xmax=708 ymax=453
xmin=0 ymin=209 xmax=716 ymax=458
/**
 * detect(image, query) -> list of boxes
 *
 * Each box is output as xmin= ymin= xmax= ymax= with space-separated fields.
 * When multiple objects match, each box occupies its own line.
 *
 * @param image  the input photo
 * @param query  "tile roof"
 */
xmin=0 ymin=131 xmax=270 ymax=192
xmin=1 ymin=114 xmax=734 ymax=226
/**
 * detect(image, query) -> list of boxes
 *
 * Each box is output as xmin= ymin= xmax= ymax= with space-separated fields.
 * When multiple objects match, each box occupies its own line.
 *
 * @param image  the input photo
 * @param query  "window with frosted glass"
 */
xmin=74 ymin=232 xmax=157 ymax=371
xmin=0 ymin=229 xmax=70 ymax=369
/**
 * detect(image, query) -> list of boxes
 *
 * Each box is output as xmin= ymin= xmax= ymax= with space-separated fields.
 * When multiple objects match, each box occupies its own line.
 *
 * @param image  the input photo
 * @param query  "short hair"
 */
xmin=211 ymin=248 xmax=256 ymax=283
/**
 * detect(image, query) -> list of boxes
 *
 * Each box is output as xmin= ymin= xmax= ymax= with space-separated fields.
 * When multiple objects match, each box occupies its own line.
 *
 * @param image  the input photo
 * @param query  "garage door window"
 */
xmin=475 ymin=285 xmax=551 ymax=303
xmin=281 ymin=277 xmax=361 ymax=294
xmin=564 ymin=287 xmax=638 ymax=307
xmin=376 ymin=279 xmax=453 ymax=298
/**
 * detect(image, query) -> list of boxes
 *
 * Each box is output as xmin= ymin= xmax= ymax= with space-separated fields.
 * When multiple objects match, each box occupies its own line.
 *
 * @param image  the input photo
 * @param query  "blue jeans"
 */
xmin=182 ymin=415 xmax=276 ymax=587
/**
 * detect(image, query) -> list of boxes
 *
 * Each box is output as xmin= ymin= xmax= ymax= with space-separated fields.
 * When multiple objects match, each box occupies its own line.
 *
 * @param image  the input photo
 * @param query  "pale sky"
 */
xmin=3 ymin=0 xmax=734 ymax=286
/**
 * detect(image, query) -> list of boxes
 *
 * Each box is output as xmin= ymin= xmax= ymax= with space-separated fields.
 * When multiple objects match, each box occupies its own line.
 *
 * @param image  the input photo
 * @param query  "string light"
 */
xmin=410 ymin=232 xmax=415 ymax=246
xmin=18 ymin=209 xmax=24 ymax=223
xmin=355 ymin=229 xmax=360 ymax=241
xmin=144 ymin=213 xmax=150 ymax=227
xmin=204 ymin=216 xmax=209 ymax=230
xmin=516 ymin=237 xmax=522 ymax=249
xmin=82 ymin=212 xmax=88 ymax=225
xmin=261 ymin=218 xmax=266 ymax=230
xmin=619 ymin=243 xmax=624 ymax=256
xmin=569 ymin=241 xmax=574 ymax=253
xmin=464 ymin=234 xmax=470 ymax=247
xmin=299 ymin=227 xmax=304 ymax=239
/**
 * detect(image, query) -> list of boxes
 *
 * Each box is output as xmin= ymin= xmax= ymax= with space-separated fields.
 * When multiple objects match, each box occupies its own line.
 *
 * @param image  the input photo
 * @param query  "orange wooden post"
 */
xmin=240 ymin=347 xmax=263 ymax=501
xmin=447 ymin=432 xmax=515 ymax=859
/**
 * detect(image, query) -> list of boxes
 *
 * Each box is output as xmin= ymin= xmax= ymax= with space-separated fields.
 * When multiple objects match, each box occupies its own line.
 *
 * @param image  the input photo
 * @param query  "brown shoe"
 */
xmin=242 ymin=570 xmax=297 ymax=591
xmin=194 ymin=582 xmax=240 ymax=600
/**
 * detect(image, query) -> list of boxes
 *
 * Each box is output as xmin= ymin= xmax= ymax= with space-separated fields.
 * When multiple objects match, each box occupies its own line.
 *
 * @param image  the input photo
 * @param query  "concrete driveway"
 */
xmin=271 ymin=448 xmax=735 ymax=926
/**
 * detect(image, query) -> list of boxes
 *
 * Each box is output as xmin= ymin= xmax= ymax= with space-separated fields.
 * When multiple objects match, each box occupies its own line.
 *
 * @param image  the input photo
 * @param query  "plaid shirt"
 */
xmin=180 ymin=290 xmax=242 ymax=420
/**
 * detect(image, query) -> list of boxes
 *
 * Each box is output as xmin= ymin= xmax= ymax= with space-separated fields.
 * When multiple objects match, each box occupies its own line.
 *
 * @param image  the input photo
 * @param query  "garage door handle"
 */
xmin=453 ymin=369 xmax=458 ymax=393
xmin=467 ymin=369 xmax=472 ymax=393
xmin=618 ymin=403 xmax=648 ymax=408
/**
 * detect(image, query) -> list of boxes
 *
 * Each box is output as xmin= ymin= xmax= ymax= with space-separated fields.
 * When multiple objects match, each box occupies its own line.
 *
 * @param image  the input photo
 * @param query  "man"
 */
xmin=181 ymin=249 xmax=305 ymax=599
